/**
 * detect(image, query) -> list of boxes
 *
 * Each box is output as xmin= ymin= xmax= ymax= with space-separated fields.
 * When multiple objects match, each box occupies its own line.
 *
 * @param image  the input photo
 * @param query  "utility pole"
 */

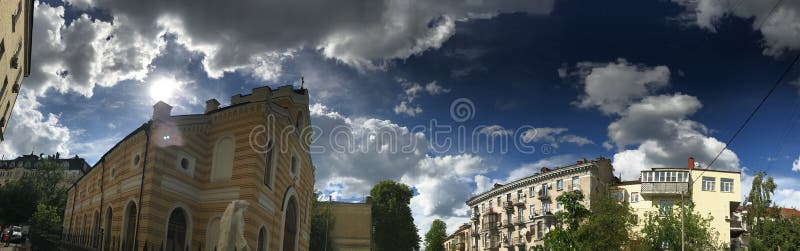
xmin=681 ymin=191 xmax=685 ymax=251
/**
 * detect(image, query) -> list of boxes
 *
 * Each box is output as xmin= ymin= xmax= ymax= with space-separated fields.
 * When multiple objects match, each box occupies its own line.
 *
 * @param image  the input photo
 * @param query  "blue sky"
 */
xmin=3 ymin=0 xmax=800 ymax=234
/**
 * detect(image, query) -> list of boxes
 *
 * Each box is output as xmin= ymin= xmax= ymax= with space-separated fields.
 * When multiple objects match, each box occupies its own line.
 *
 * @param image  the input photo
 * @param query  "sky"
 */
xmin=2 ymin=0 xmax=800 ymax=236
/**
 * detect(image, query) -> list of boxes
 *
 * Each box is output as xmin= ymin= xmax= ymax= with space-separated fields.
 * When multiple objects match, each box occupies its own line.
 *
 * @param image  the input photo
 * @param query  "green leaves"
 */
xmin=310 ymin=191 xmax=335 ymax=251
xmin=639 ymin=201 xmax=724 ymax=250
xmin=745 ymin=172 xmax=800 ymax=250
xmin=423 ymin=219 xmax=447 ymax=251
xmin=544 ymin=191 xmax=632 ymax=251
xmin=371 ymin=180 xmax=421 ymax=251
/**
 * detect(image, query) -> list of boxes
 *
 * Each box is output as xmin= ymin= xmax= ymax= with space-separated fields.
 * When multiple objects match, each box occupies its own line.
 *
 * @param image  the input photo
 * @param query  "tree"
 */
xmin=310 ymin=191 xmax=335 ymax=251
xmin=423 ymin=219 xmax=447 ymax=251
xmin=370 ymin=180 xmax=421 ymax=251
xmin=639 ymin=201 xmax=724 ymax=250
xmin=745 ymin=171 xmax=800 ymax=250
xmin=543 ymin=191 xmax=590 ymax=250
xmin=0 ymin=159 xmax=68 ymax=231
xmin=0 ymin=179 xmax=39 ymax=225
xmin=576 ymin=194 xmax=634 ymax=250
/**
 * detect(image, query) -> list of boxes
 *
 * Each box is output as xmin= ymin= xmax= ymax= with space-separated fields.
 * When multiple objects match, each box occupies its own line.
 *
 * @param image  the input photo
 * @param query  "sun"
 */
xmin=149 ymin=77 xmax=178 ymax=102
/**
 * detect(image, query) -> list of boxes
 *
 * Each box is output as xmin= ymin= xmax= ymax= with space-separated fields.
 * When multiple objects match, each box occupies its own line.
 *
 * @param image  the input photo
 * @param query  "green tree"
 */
xmin=543 ymin=191 xmax=590 ymax=250
xmin=745 ymin=171 xmax=800 ymax=250
xmin=370 ymin=180 xmax=421 ymax=251
xmin=310 ymin=191 xmax=335 ymax=251
xmin=0 ymin=159 xmax=67 ymax=231
xmin=576 ymin=194 xmax=633 ymax=250
xmin=0 ymin=179 xmax=39 ymax=224
xmin=423 ymin=219 xmax=447 ymax=251
xmin=639 ymin=200 xmax=724 ymax=250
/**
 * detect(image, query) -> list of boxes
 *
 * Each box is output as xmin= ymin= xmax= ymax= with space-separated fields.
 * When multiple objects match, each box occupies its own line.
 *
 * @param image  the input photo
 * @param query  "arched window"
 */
xmin=166 ymin=208 xmax=189 ymax=251
xmin=211 ymin=136 xmax=235 ymax=181
xmin=295 ymin=112 xmax=303 ymax=130
xmin=282 ymin=197 xmax=298 ymax=251
xmin=103 ymin=208 xmax=112 ymax=251
xmin=257 ymin=227 xmax=268 ymax=251
xmin=92 ymin=211 xmax=100 ymax=247
xmin=206 ymin=217 xmax=220 ymax=251
xmin=122 ymin=202 xmax=137 ymax=251
xmin=264 ymin=139 xmax=275 ymax=189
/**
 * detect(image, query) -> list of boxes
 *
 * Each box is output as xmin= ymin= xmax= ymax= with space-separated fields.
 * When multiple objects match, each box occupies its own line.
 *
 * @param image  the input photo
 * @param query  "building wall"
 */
xmin=614 ymin=169 xmax=741 ymax=248
xmin=321 ymin=202 xmax=372 ymax=251
xmin=0 ymin=0 xmax=33 ymax=141
xmin=63 ymin=85 xmax=315 ymax=251
xmin=464 ymin=158 xmax=614 ymax=250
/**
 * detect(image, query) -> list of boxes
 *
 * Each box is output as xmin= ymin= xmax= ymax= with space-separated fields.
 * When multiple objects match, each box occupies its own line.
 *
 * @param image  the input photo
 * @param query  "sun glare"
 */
xmin=149 ymin=78 xmax=178 ymax=102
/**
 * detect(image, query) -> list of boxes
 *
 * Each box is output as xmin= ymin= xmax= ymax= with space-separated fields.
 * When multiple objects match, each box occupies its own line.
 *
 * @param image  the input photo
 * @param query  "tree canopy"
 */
xmin=310 ymin=191 xmax=335 ymax=251
xmin=639 ymin=200 xmax=724 ymax=250
xmin=370 ymin=180 xmax=421 ymax=251
xmin=543 ymin=191 xmax=633 ymax=250
xmin=423 ymin=219 xmax=447 ymax=251
xmin=745 ymin=171 xmax=800 ymax=250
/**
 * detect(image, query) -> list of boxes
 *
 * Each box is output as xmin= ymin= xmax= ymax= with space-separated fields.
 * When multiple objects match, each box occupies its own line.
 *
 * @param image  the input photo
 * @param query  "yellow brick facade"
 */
xmin=62 ymin=85 xmax=315 ymax=251
xmin=0 ymin=0 xmax=32 ymax=141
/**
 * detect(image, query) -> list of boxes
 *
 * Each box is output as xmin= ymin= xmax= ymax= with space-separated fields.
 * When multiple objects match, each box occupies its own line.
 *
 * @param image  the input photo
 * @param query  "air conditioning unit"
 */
xmin=724 ymin=216 xmax=730 ymax=221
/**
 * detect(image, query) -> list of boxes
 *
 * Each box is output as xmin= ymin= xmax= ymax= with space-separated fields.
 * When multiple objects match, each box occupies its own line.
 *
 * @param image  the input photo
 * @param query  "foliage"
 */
xmin=310 ymin=191 xmax=335 ymax=251
xmin=423 ymin=219 xmax=447 ymax=251
xmin=0 ymin=159 xmax=67 ymax=231
xmin=370 ymin=180 xmax=421 ymax=251
xmin=576 ymin=194 xmax=634 ymax=250
xmin=745 ymin=171 xmax=800 ymax=250
xmin=544 ymin=191 xmax=633 ymax=250
xmin=639 ymin=200 xmax=724 ymax=250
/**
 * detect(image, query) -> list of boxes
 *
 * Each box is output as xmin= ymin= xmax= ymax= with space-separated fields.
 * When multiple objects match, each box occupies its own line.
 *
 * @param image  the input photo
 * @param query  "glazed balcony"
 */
xmin=537 ymin=190 xmax=550 ymax=200
xmin=640 ymin=171 xmax=690 ymax=197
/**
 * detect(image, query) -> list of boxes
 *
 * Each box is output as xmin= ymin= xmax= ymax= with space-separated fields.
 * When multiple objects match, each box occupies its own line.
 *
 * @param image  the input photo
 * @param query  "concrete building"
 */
xmin=465 ymin=157 xmax=615 ymax=250
xmin=0 ymin=153 xmax=89 ymax=186
xmin=443 ymin=224 xmax=472 ymax=251
xmin=62 ymin=85 xmax=315 ymax=251
xmin=318 ymin=199 xmax=373 ymax=251
xmin=614 ymin=157 xmax=743 ymax=249
xmin=0 ymin=0 xmax=34 ymax=141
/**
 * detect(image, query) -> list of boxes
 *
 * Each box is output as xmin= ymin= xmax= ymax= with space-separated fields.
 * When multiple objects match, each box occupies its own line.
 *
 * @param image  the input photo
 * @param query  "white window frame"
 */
xmin=556 ymin=179 xmax=563 ymax=191
xmin=721 ymin=178 xmax=734 ymax=193
xmin=631 ymin=192 xmax=639 ymax=203
xmin=702 ymin=176 xmax=716 ymax=191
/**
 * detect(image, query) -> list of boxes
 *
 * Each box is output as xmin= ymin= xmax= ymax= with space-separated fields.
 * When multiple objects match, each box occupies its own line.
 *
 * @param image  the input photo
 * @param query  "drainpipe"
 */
xmin=134 ymin=122 xmax=152 ymax=250
xmin=98 ymin=158 xmax=105 ymax=249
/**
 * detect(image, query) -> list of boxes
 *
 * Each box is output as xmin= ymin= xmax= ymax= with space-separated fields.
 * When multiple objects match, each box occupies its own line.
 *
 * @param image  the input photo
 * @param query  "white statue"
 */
xmin=217 ymin=200 xmax=251 ymax=251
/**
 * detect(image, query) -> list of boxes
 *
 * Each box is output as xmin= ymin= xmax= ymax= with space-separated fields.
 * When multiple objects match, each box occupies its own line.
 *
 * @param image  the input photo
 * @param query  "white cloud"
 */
xmin=393 ymin=78 xmax=449 ymax=117
xmin=519 ymin=127 xmax=592 ymax=148
xmin=310 ymin=104 xmax=490 ymax=238
xmin=564 ymin=58 xmax=670 ymax=115
xmin=565 ymin=59 xmax=740 ymax=180
xmin=559 ymin=134 xmax=594 ymax=146
xmin=68 ymin=0 xmax=556 ymax=78
xmin=29 ymin=2 xmax=165 ymax=97
xmin=0 ymin=91 xmax=71 ymax=157
xmin=479 ymin=125 xmax=513 ymax=137
xmin=793 ymin=155 xmax=800 ymax=172
xmin=670 ymin=0 xmax=800 ymax=57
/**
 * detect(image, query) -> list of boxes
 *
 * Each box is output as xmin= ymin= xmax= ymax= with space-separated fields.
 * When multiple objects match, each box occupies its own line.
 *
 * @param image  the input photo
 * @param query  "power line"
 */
xmin=692 ymin=52 xmax=800 ymax=184
xmin=757 ymin=0 xmax=786 ymax=30
xmin=759 ymin=87 xmax=800 ymax=174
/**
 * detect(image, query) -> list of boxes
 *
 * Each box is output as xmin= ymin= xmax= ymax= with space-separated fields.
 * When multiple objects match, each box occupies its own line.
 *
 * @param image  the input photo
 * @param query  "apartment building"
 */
xmin=614 ymin=157 xmax=743 ymax=249
xmin=443 ymin=224 xmax=472 ymax=251
xmin=0 ymin=153 xmax=89 ymax=186
xmin=0 ymin=0 xmax=33 ymax=141
xmin=317 ymin=198 xmax=373 ymax=251
xmin=465 ymin=157 xmax=615 ymax=250
xmin=62 ymin=85 xmax=315 ymax=251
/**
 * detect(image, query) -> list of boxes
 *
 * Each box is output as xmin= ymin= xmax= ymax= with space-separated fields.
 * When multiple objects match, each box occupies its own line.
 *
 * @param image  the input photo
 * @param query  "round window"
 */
xmin=180 ymin=158 xmax=190 ymax=170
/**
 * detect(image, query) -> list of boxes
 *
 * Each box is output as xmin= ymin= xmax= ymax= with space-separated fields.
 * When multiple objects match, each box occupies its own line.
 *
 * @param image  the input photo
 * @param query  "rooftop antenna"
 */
xmin=301 ymin=76 xmax=305 ymax=90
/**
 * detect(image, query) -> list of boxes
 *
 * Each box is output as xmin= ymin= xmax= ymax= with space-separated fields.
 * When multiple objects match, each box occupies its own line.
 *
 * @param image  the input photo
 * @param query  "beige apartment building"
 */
xmin=0 ymin=0 xmax=33 ymax=141
xmin=0 ymin=153 xmax=89 ymax=187
xmin=443 ymin=224 xmax=472 ymax=251
xmin=62 ymin=85 xmax=315 ymax=251
xmin=318 ymin=199 xmax=373 ymax=251
xmin=464 ymin=157 xmax=615 ymax=250
xmin=614 ymin=157 xmax=744 ymax=249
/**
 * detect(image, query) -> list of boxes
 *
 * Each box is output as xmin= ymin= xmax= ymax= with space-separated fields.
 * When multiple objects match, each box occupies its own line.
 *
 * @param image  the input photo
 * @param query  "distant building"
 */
xmin=443 ymin=224 xmax=471 ymax=251
xmin=318 ymin=197 xmax=373 ymax=251
xmin=465 ymin=157 xmax=616 ymax=250
xmin=0 ymin=0 xmax=34 ymax=142
xmin=62 ymin=85 xmax=315 ymax=251
xmin=0 ymin=153 xmax=89 ymax=186
xmin=613 ymin=157 xmax=743 ymax=249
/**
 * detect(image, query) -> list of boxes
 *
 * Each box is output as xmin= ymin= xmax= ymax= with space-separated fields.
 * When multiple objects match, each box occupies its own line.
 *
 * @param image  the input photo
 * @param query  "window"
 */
xmin=529 ymin=186 xmax=535 ymax=196
xmin=481 ymin=203 xmax=485 ymax=212
xmin=556 ymin=201 xmax=562 ymax=211
xmin=541 ymin=184 xmax=548 ymax=196
xmin=536 ymin=222 xmax=543 ymax=240
xmin=506 ymin=193 xmax=511 ymax=201
xmin=530 ymin=205 xmax=536 ymax=217
xmin=543 ymin=202 xmax=550 ymax=213
xmin=659 ymin=200 xmax=673 ymax=216
xmin=489 ymin=200 xmax=493 ymax=209
xmin=180 ymin=158 xmax=190 ymax=170
xmin=616 ymin=191 xmax=624 ymax=202
xmin=132 ymin=153 xmax=141 ymax=169
xmin=264 ymin=139 xmax=275 ymax=189
xmin=572 ymin=176 xmax=579 ymax=189
xmin=290 ymin=153 xmax=299 ymax=179
xmin=631 ymin=214 xmax=639 ymax=224
xmin=211 ymin=136 xmax=235 ymax=181
xmin=631 ymin=192 xmax=639 ymax=203
xmin=496 ymin=197 xmax=501 ymax=205
xmin=721 ymin=178 xmax=734 ymax=193
xmin=556 ymin=179 xmax=563 ymax=190
xmin=257 ymin=227 xmax=267 ymax=251
xmin=702 ymin=176 xmax=716 ymax=191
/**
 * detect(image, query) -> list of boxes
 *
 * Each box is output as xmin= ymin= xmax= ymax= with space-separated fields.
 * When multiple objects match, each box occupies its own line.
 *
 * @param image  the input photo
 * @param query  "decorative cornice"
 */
xmin=466 ymin=162 xmax=595 ymax=206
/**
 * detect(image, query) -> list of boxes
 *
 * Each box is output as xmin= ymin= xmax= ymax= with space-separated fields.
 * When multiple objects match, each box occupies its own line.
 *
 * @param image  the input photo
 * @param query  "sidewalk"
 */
xmin=0 ymin=240 xmax=30 ymax=251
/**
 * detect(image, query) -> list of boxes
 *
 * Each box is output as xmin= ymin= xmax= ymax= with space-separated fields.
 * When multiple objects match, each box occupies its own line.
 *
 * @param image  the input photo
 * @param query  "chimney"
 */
xmin=152 ymin=101 xmax=173 ymax=120
xmin=205 ymin=99 xmax=220 ymax=113
xmin=688 ymin=157 xmax=695 ymax=170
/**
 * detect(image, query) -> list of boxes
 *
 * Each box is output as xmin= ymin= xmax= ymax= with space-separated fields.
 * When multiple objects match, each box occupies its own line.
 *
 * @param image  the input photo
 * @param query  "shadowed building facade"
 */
xmin=318 ymin=198 xmax=373 ymax=251
xmin=62 ymin=85 xmax=315 ymax=251
xmin=0 ymin=153 xmax=89 ymax=187
xmin=0 ymin=0 xmax=33 ymax=141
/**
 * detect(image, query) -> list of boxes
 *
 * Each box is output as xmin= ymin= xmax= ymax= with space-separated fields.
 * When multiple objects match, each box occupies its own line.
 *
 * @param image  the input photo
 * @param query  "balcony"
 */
xmin=513 ymin=236 xmax=525 ymax=246
xmin=501 ymin=219 xmax=514 ymax=228
xmin=640 ymin=182 xmax=689 ymax=196
xmin=482 ymin=222 xmax=499 ymax=232
xmin=455 ymin=243 xmax=465 ymax=251
xmin=503 ymin=200 xmax=514 ymax=211
xmin=537 ymin=190 xmax=550 ymax=200
xmin=513 ymin=216 xmax=525 ymax=226
xmin=514 ymin=196 xmax=525 ymax=206
xmin=471 ymin=212 xmax=480 ymax=221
